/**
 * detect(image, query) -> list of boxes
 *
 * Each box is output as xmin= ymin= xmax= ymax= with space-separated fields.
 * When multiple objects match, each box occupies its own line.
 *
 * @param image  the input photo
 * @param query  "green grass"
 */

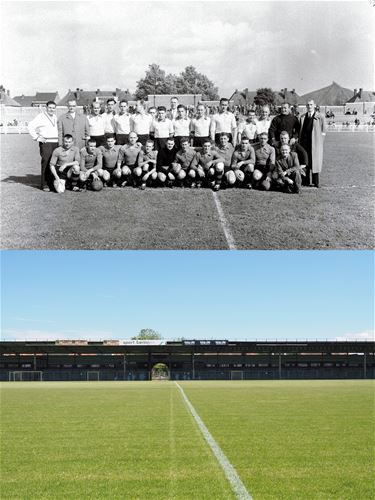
xmin=1 ymin=381 xmax=374 ymax=499
xmin=181 ymin=380 xmax=375 ymax=499
xmin=1 ymin=382 xmax=234 ymax=499
xmin=1 ymin=133 xmax=373 ymax=249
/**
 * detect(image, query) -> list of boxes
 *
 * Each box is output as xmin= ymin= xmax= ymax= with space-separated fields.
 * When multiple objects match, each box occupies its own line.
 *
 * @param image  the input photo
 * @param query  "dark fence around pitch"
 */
xmin=1 ymin=366 xmax=372 ymax=382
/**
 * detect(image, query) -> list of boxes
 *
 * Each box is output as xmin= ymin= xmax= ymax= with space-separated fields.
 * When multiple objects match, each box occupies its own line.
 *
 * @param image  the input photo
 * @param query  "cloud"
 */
xmin=10 ymin=317 xmax=55 ymax=324
xmin=2 ymin=329 xmax=116 ymax=341
xmin=334 ymin=330 xmax=375 ymax=342
xmin=310 ymin=49 xmax=317 ymax=55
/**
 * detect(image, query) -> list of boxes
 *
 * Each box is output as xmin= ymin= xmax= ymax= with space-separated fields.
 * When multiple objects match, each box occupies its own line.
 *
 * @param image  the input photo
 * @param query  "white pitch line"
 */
xmin=212 ymin=191 xmax=237 ymax=250
xmin=175 ymin=382 xmax=252 ymax=500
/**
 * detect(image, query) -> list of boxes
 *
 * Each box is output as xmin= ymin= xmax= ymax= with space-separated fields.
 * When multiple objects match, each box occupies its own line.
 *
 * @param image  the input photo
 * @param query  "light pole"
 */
xmin=153 ymin=79 xmax=160 ymax=107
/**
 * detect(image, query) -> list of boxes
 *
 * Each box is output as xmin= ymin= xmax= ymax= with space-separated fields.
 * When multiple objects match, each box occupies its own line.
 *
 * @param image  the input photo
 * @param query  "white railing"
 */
xmin=326 ymin=124 xmax=375 ymax=132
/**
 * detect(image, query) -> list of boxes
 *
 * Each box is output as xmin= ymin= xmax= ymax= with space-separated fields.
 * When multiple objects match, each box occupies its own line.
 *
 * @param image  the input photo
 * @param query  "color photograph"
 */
xmin=1 ymin=250 xmax=374 ymax=498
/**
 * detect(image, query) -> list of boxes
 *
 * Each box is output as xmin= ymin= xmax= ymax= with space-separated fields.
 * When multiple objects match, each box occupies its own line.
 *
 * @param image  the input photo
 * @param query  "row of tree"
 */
xmin=135 ymin=64 xmax=220 ymax=101
xmin=135 ymin=64 xmax=280 ymax=109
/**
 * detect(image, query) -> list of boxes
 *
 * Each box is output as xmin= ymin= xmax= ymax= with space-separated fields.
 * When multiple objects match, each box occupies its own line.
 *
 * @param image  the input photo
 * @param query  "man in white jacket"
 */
xmin=28 ymin=101 xmax=59 ymax=191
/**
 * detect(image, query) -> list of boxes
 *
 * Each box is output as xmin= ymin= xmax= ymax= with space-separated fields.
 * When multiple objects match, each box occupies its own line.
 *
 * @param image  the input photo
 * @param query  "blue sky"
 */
xmin=1 ymin=1 xmax=374 ymax=98
xmin=1 ymin=251 xmax=373 ymax=342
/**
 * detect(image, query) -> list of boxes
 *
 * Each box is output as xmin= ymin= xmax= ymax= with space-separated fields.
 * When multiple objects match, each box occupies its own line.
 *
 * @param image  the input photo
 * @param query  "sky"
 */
xmin=1 ymin=0 xmax=374 ymax=99
xmin=1 ymin=250 xmax=373 ymax=342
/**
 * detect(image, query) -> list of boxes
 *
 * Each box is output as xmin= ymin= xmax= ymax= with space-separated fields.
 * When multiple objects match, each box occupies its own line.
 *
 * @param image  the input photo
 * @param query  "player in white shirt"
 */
xmin=150 ymin=106 xmax=174 ymax=151
xmin=256 ymin=105 xmax=272 ymax=138
xmin=190 ymin=103 xmax=211 ymax=147
xmin=114 ymin=100 xmax=131 ymax=145
xmin=173 ymin=105 xmax=190 ymax=150
xmin=130 ymin=100 xmax=152 ymax=146
xmin=28 ymin=100 xmax=59 ymax=191
xmin=87 ymin=101 xmax=105 ymax=147
xmin=103 ymin=98 xmax=116 ymax=138
xmin=238 ymin=110 xmax=258 ymax=144
xmin=210 ymin=98 xmax=237 ymax=146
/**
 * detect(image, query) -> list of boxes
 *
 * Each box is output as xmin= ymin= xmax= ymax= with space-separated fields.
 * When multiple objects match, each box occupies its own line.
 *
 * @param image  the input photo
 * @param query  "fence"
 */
xmin=0 ymin=105 xmax=84 ymax=128
xmin=1 ymin=105 xmax=374 ymax=134
xmin=0 ymin=366 xmax=372 ymax=381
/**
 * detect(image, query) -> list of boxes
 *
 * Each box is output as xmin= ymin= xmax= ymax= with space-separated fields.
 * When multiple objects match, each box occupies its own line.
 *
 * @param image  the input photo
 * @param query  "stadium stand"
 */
xmin=1 ymin=340 xmax=373 ymax=381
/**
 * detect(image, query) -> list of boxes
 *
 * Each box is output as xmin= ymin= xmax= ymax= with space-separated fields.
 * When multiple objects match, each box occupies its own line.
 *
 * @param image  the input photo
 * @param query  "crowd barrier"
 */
xmin=1 ymin=366 xmax=372 ymax=381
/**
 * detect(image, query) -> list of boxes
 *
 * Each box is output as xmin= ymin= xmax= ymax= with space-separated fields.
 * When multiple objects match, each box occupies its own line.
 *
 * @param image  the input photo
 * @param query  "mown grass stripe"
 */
xmin=175 ymin=382 xmax=252 ymax=500
xmin=212 ymin=191 xmax=237 ymax=250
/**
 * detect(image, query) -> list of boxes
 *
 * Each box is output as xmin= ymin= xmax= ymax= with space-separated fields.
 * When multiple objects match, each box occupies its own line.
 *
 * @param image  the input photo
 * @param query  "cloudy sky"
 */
xmin=1 ymin=250 xmax=373 ymax=342
xmin=1 ymin=0 xmax=374 ymax=98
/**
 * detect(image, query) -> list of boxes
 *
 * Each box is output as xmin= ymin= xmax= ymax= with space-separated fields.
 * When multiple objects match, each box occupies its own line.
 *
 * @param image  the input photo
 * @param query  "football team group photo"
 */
xmin=28 ymin=96 xmax=324 ymax=195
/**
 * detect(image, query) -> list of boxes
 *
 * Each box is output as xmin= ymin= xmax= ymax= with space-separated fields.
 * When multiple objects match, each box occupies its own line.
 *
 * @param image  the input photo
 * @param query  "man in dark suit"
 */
xmin=57 ymin=99 xmax=89 ymax=150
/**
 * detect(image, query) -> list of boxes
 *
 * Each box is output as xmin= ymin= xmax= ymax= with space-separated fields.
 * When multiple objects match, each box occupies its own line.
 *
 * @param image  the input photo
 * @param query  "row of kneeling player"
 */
xmin=50 ymin=131 xmax=307 ymax=194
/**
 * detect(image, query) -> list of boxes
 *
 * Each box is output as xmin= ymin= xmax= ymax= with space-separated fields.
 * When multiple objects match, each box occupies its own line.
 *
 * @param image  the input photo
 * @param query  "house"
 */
xmin=57 ymin=88 xmax=134 ymax=107
xmin=298 ymin=82 xmax=353 ymax=107
xmin=345 ymin=88 xmax=375 ymax=114
xmin=13 ymin=91 xmax=60 ymax=107
xmin=0 ymin=87 xmax=21 ymax=107
xmin=274 ymin=88 xmax=300 ymax=107
xmin=229 ymin=89 xmax=257 ymax=108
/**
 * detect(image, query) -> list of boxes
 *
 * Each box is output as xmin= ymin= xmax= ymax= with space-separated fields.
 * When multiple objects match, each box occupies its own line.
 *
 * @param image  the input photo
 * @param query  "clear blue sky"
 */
xmin=1 ymin=251 xmax=373 ymax=342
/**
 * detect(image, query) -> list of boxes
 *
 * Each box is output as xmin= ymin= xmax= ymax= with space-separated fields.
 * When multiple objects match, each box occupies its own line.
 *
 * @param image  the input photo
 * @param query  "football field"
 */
xmin=1 ymin=133 xmax=373 ymax=249
xmin=1 ymin=380 xmax=374 ymax=499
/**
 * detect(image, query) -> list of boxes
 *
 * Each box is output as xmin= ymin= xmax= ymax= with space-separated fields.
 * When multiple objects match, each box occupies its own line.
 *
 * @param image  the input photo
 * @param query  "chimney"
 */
xmin=7 ymin=89 xmax=10 ymax=96
xmin=359 ymin=88 xmax=362 ymax=98
xmin=354 ymin=88 xmax=357 ymax=96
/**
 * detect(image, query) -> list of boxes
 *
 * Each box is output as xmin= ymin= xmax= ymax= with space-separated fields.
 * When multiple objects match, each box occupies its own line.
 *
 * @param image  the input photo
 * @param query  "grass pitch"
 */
xmin=1 ymin=380 xmax=374 ymax=499
xmin=1 ymin=133 xmax=373 ymax=249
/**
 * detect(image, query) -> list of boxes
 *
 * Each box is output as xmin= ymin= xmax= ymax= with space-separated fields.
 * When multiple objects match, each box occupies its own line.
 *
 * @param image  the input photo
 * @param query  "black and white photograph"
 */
xmin=0 ymin=1 xmax=374 ymax=499
xmin=1 ymin=0 xmax=374 ymax=250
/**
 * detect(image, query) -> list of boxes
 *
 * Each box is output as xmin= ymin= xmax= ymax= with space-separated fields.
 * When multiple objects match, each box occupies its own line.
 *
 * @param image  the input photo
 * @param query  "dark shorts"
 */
xmin=90 ymin=135 xmax=105 ymax=147
xmin=193 ymin=136 xmax=210 ymax=148
xmin=115 ymin=134 xmax=129 ymax=145
xmin=155 ymin=138 xmax=170 ymax=151
xmin=137 ymin=134 xmax=150 ymax=147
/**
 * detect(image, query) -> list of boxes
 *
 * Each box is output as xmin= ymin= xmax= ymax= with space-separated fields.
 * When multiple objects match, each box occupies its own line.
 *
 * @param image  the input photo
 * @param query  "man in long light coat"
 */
xmin=57 ymin=99 xmax=89 ymax=150
xmin=299 ymin=99 xmax=326 ymax=187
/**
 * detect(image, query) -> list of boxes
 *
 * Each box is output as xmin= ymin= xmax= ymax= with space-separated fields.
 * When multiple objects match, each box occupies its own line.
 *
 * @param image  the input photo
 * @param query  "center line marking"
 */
xmin=212 ymin=191 xmax=237 ymax=250
xmin=175 ymin=382 xmax=252 ymax=500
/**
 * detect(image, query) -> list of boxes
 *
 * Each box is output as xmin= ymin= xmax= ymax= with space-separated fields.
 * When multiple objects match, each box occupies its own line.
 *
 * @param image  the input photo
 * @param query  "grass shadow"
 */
xmin=2 ymin=174 xmax=41 ymax=190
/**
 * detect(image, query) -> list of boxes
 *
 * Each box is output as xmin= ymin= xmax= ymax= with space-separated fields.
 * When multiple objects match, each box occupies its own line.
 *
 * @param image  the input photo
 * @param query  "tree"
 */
xmin=134 ymin=64 xmax=177 ymax=100
xmin=254 ymin=88 xmax=276 ymax=108
xmin=175 ymin=66 xmax=219 ymax=101
xmin=131 ymin=328 xmax=162 ymax=340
